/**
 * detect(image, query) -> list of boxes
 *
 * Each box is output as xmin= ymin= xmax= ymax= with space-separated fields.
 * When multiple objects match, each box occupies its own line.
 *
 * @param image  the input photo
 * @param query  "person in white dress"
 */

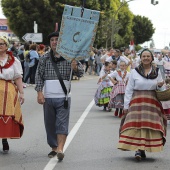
xmin=94 ymin=62 xmax=113 ymax=111
xmin=118 ymin=49 xmax=167 ymax=161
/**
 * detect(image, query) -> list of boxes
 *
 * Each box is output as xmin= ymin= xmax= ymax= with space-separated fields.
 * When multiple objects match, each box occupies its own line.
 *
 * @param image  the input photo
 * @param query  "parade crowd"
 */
xmin=0 ymin=33 xmax=170 ymax=162
xmin=93 ymin=47 xmax=169 ymax=161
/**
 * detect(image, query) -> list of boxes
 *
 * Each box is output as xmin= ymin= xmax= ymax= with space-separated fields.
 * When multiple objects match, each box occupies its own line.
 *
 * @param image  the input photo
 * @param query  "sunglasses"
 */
xmin=0 ymin=43 xmax=6 ymax=46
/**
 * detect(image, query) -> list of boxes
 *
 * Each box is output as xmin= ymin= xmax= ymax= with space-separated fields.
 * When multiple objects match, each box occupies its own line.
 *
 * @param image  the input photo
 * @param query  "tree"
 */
xmin=115 ymin=4 xmax=134 ymax=48
xmin=1 ymin=0 xmax=134 ymax=47
xmin=95 ymin=0 xmax=134 ymax=48
xmin=132 ymin=15 xmax=155 ymax=45
xmin=1 ymin=0 xmax=67 ymax=44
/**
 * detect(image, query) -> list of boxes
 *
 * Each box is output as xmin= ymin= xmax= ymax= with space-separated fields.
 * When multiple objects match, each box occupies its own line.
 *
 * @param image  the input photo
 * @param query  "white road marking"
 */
xmin=43 ymin=99 xmax=95 ymax=170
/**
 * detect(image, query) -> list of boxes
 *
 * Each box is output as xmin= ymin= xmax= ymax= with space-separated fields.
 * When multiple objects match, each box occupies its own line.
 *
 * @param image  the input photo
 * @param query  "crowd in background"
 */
xmin=8 ymin=42 xmax=170 ymax=87
xmin=92 ymin=47 xmax=169 ymax=161
xmin=79 ymin=46 xmax=170 ymax=80
xmin=8 ymin=41 xmax=50 ymax=87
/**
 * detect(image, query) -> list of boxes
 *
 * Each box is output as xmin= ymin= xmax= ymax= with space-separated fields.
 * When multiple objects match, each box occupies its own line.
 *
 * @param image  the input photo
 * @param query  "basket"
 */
xmin=156 ymin=88 xmax=170 ymax=101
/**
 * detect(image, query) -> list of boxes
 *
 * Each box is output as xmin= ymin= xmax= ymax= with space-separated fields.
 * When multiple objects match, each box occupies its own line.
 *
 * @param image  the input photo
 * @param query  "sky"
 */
xmin=0 ymin=0 xmax=169 ymax=49
xmin=128 ymin=0 xmax=170 ymax=49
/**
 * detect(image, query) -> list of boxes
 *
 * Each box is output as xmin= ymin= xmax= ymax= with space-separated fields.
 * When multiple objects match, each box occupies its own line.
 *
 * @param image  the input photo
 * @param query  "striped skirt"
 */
xmin=0 ymin=80 xmax=24 ymax=138
xmin=118 ymin=90 xmax=167 ymax=152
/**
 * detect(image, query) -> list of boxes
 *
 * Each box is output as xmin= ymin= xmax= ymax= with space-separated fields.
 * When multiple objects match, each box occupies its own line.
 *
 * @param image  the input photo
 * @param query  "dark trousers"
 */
xmin=43 ymin=98 xmax=71 ymax=148
xmin=24 ymin=64 xmax=37 ymax=84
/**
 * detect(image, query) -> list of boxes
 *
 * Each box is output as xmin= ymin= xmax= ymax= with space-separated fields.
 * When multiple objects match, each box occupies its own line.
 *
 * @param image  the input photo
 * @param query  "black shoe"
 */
xmin=135 ymin=151 xmax=141 ymax=161
xmin=2 ymin=139 xmax=9 ymax=153
xmin=48 ymin=151 xmax=57 ymax=158
xmin=57 ymin=151 xmax=64 ymax=161
xmin=140 ymin=150 xmax=146 ymax=158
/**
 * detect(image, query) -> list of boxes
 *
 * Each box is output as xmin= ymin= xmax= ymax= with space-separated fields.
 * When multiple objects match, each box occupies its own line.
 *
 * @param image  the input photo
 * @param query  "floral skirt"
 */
xmin=0 ymin=80 xmax=24 ymax=138
xmin=94 ymin=81 xmax=112 ymax=106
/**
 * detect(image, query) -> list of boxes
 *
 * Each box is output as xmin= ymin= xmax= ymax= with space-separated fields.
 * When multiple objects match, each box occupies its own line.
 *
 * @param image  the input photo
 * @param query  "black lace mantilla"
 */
xmin=135 ymin=64 xmax=159 ymax=79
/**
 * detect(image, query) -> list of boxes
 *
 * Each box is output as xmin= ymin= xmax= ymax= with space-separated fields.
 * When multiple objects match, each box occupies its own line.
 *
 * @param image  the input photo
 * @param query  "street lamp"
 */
xmin=151 ymin=0 xmax=158 ymax=5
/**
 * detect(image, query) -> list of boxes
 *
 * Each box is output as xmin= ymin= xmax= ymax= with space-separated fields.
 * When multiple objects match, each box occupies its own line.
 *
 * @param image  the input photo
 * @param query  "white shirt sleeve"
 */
xmin=124 ymin=70 xmax=135 ymax=109
xmin=99 ymin=69 xmax=106 ymax=78
xmin=108 ymin=70 xmax=116 ymax=78
xmin=13 ymin=57 xmax=23 ymax=80
xmin=106 ymin=57 xmax=113 ymax=62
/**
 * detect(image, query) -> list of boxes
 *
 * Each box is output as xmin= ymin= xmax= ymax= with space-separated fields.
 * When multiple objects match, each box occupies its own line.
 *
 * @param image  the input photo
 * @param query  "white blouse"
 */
xmin=154 ymin=58 xmax=166 ymax=66
xmin=106 ymin=55 xmax=130 ymax=67
xmin=100 ymin=69 xmax=110 ymax=80
xmin=0 ymin=57 xmax=23 ymax=80
xmin=108 ymin=70 xmax=130 ymax=82
xmin=124 ymin=68 xmax=163 ymax=109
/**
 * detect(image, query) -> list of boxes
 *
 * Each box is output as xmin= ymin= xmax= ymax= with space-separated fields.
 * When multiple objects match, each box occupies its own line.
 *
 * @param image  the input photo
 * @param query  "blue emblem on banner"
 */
xmin=56 ymin=5 xmax=100 ymax=62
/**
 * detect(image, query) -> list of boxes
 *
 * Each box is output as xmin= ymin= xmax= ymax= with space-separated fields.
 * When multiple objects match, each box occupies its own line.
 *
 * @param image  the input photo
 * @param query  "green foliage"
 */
xmin=2 ymin=0 xmax=62 ymax=43
xmin=135 ymin=44 xmax=142 ymax=51
xmin=1 ymin=0 xmax=155 ymax=48
xmin=132 ymin=15 xmax=155 ymax=45
xmin=115 ymin=4 xmax=134 ymax=48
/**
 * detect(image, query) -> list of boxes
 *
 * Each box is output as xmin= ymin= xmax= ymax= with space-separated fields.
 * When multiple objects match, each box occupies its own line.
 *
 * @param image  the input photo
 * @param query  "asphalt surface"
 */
xmin=0 ymin=74 xmax=170 ymax=170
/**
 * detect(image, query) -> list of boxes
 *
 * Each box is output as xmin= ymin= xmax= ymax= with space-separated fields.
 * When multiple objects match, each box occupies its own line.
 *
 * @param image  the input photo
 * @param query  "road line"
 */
xmin=43 ymin=99 xmax=95 ymax=170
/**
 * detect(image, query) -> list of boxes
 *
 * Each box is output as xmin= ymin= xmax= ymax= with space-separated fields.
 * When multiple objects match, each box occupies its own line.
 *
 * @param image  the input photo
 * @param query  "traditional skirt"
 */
xmin=108 ymin=82 xmax=126 ymax=109
xmin=0 ymin=80 xmax=24 ymax=138
xmin=118 ymin=90 xmax=167 ymax=152
xmin=94 ymin=80 xmax=113 ymax=106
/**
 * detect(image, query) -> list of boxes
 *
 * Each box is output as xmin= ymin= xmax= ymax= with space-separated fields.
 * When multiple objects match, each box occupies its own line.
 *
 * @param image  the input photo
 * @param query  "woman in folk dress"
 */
xmin=0 ymin=36 xmax=24 ymax=153
xmin=118 ymin=49 xmax=167 ymax=161
xmin=108 ymin=61 xmax=130 ymax=117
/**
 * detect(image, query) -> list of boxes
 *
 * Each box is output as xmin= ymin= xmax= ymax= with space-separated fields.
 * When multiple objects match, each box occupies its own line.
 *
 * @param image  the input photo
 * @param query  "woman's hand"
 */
xmin=37 ymin=92 xmax=45 ymax=104
xmin=123 ymin=109 xmax=128 ymax=114
xmin=71 ymin=59 xmax=78 ymax=71
xmin=157 ymin=81 xmax=164 ymax=87
xmin=19 ymin=93 xmax=25 ymax=105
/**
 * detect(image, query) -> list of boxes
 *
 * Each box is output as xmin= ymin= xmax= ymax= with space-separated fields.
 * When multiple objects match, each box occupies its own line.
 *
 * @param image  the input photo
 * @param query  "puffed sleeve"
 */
xmin=124 ymin=70 xmax=135 ymax=109
xmin=108 ymin=70 xmax=117 ymax=78
xmin=99 ymin=69 xmax=106 ymax=78
xmin=13 ymin=57 xmax=23 ymax=80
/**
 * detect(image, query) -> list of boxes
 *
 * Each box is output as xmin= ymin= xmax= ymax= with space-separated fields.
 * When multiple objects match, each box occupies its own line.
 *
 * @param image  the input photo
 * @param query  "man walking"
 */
xmin=35 ymin=31 xmax=84 ymax=161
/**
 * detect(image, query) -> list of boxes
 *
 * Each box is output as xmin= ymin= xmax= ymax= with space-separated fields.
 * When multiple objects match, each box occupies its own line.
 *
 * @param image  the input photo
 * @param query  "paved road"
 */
xmin=0 ymin=74 xmax=170 ymax=170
